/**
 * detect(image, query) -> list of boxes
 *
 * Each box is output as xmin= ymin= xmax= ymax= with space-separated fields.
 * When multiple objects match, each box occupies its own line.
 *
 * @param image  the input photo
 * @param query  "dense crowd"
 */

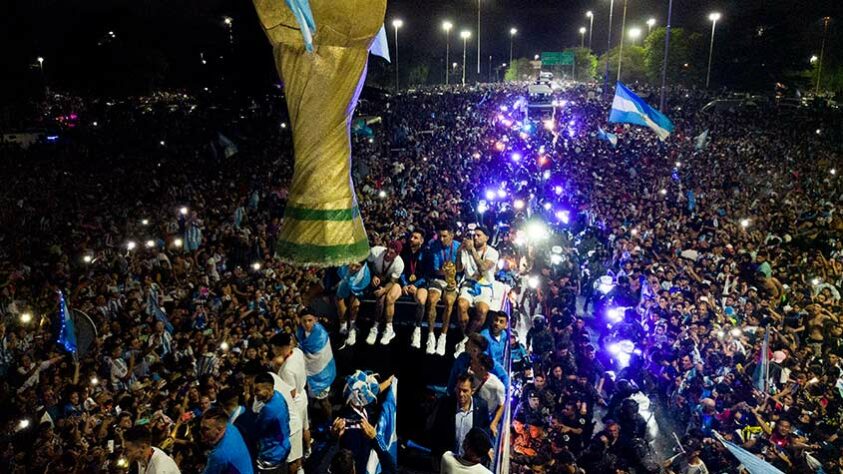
xmin=0 ymin=78 xmax=842 ymax=474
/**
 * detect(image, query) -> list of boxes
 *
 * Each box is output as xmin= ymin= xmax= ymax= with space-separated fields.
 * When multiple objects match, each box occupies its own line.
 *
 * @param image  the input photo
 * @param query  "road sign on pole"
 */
xmin=541 ymin=51 xmax=574 ymax=66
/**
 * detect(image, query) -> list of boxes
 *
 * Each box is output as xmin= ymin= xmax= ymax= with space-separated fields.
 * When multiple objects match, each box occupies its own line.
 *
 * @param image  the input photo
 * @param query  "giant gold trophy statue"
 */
xmin=253 ymin=0 xmax=387 ymax=266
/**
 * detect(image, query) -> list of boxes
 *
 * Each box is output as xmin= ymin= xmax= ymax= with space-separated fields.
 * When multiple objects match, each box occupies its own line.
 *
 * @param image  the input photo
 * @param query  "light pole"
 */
xmin=659 ymin=0 xmax=674 ymax=111
xmin=816 ymin=16 xmax=831 ymax=95
xmin=586 ymin=11 xmax=594 ymax=50
xmin=509 ymin=28 xmax=517 ymax=66
xmin=604 ymin=0 xmax=615 ymax=88
xmin=477 ymin=0 xmax=481 ymax=76
xmin=461 ymin=30 xmax=472 ymax=86
xmin=37 ymin=56 xmax=44 ymax=73
xmin=647 ymin=18 xmax=656 ymax=35
xmin=443 ymin=21 xmax=453 ymax=85
xmin=223 ymin=16 xmax=234 ymax=47
xmin=616 ymin=0 xmax=629 ymax=82
xmin=392 ymin=19 xmax=403 ymax=92
xmin=579 ymin=27 xmax=587 ymax=48
xmin=629 ymin=27 xmax=642 ymax=45
xmin=706 ymin=12 xmax=721 ymax=89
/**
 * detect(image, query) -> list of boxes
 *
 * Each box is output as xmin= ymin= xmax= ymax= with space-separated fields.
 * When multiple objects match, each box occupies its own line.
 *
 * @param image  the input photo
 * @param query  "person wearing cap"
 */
xmin=440 ymin=427 xmax=493 ymax=474
xmin=123 ymin=425 xmax=181 ymax=474
xmin=455 ymin=225 xmax=499 ymax=356
xmin=366 ymin=242 xmax=405 ymax=345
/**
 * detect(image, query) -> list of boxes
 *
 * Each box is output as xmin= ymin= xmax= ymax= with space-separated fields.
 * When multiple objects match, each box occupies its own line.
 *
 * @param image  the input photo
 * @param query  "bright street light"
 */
xmin=443 ymin=21 xmax=453 ymax=85
xmin=706 ymin=12 xmax=721 ymax=88
xmin=392 ymin=19 xmax=403 ymax=92
xmin=646 ymin=17 xmax=656 ymax=33
xmin=579 ymin=27 xmax=587 ymax=48
xmin=585 ymin=11 xmax=594 ymax=49
xmin=460 ymin=30 xmax=472 ymax=86
xmin=810 ymin=55 xmax=819 ymax=63
xmin=628 ymin=27 xmax=642 ymax=44
xmin=509 ymin=27 xmax=517 ymax=66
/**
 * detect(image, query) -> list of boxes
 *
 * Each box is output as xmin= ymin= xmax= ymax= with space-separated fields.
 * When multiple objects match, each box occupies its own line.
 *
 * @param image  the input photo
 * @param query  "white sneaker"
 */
xmin=425 ymin=332 xmax=436 ymax=354
xmin=436 ymin=333 xmax=447 ymax=356
xmin=453 ymin=336 xmax=468 ymax=358
xmin=380 ymin=324 xmax=396 ymax=345
xmin=345 ymin=327 xmax=357 ymax=347
xmin=366 ymin=326 xmax=378 ymax=345
xmin=411 ymin=327 xmax=422 ymax=349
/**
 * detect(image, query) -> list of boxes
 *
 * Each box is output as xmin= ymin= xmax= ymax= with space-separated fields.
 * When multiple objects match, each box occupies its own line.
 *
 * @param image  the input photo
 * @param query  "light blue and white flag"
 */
xmin=609 ymin=82 xmax=675 ymax=140
xmin=713 ymin=432 xmax=785 ymax=474
xmin=753 ymin=330 xmax=769 ymax=393
xmin=597 ymin=126 xmax=618 ymax=147
xmin=695 ymin=129 xmax=709 ymax=150
xmin=370 ymin=25 xmax=390 ymax=62
xmin=296 ymin=322 xmax=336 ymax=398
xmin=367 ymin=378 xmax=398 ymax=474
xmin=146 ymin=283 xmax=174 ymax=334
xmin=56 ymin=291 xmax=77 ymax=355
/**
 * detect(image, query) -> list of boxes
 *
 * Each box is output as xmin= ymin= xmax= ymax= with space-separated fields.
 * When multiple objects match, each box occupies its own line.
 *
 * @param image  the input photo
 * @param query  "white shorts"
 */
xmin=458 ymin=283 xmax=494 ymax=307
xmin=287 ymin=429 xmax=303 ymax=462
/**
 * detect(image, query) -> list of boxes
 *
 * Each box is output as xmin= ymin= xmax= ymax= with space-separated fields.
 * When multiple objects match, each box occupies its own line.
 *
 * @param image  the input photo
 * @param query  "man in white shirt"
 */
xmin=455 ymin=226 xmax=499 ymax=355
xmin=470 ymin=354 xmax=505 ymax=439
xmin=123 ymin=426 xmax=181 ymax=474
xmin=440 ymin=427 xmax=493 ymax=474
xmin=367 ymin=241 xmax=405 ymax=345
xmin=270 ymin=332 xmax=311 ymax=465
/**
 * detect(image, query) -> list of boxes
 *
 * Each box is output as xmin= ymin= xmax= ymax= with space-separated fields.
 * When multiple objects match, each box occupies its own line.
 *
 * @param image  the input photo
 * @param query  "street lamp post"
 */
xmin=616 ymin=0 xmax=629 ymax=82
xmin=816 ymin=16 xmax=831 ymax=95
xmin=706 ymin=12 xmax=721 ymax=89
xmin=223 ymin=17 xmax=234 ymax=47
xmin=461 ymin=30 xmax=472 ymax=86
xmin=603 ymin=0 xmax=615 ymax=89
xmin=477 ymin=0 xmax=481 ymax=76
xmin=659 ymin=0 xmax=674 ymax=111
xmin=579 ymin=27 xmax=587 ymax=48
xmin=586 ymin=11 xmax=594 ymax=50
xmin=37 ymin=56 xmax=44 ymax=73
xmin=393 ymin=19 xmax=403 ymax=92
xmin=509 ymin=28 xmax=517 ymax=66
xmin=443 ymin=21 xmax=453 ymax=85
xmin=629 ymin=27 xmax=642 ymax=45
xmin=647 ymin=18 xmax=656 ymax=35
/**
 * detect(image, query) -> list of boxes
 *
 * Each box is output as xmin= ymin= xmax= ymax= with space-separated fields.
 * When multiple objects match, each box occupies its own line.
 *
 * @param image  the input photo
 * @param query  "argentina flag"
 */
xmin=367 ymin=378 xmax=398 ymax=474
xmin=146 ymin=283 xmax=174 ymax=334
xmin=296 ymin=322 xmax=336 ymax=398
xmin=56 ymin=291 xmax=77 ymax=355
xmin=713 ymin=432 xmax=785 ymax=474
xmin=609 ymin=82 xmax=675 ymax=141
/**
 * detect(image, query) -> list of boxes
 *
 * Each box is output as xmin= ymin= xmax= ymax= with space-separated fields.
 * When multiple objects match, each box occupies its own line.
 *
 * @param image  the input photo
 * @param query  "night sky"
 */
xmin=0 ymin=0 xmax=840 ymax=102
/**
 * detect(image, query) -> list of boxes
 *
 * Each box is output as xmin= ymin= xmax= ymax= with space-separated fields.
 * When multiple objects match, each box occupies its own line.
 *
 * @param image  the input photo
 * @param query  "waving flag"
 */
xmin=296 ymin=322 xmax=336 ymax=398
xmin=367 ymin=378 xmax=398 ymax=474
xmin=713 ymin=432 xmax=785 ymax=474
xmin=146 ymin=283 xmax=174 ymax=333
xmin=695 ymin=129 xmax=709 ymax=150
xmin=56 ymin=291 xmax=77 ymax=355
xmin=609 ymin=82 xmax=675 ymax=140
xmin=597 ymin=126 xmax=618 ymax=147
xmin=753 ymin=330 xmax=769 ymax=393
